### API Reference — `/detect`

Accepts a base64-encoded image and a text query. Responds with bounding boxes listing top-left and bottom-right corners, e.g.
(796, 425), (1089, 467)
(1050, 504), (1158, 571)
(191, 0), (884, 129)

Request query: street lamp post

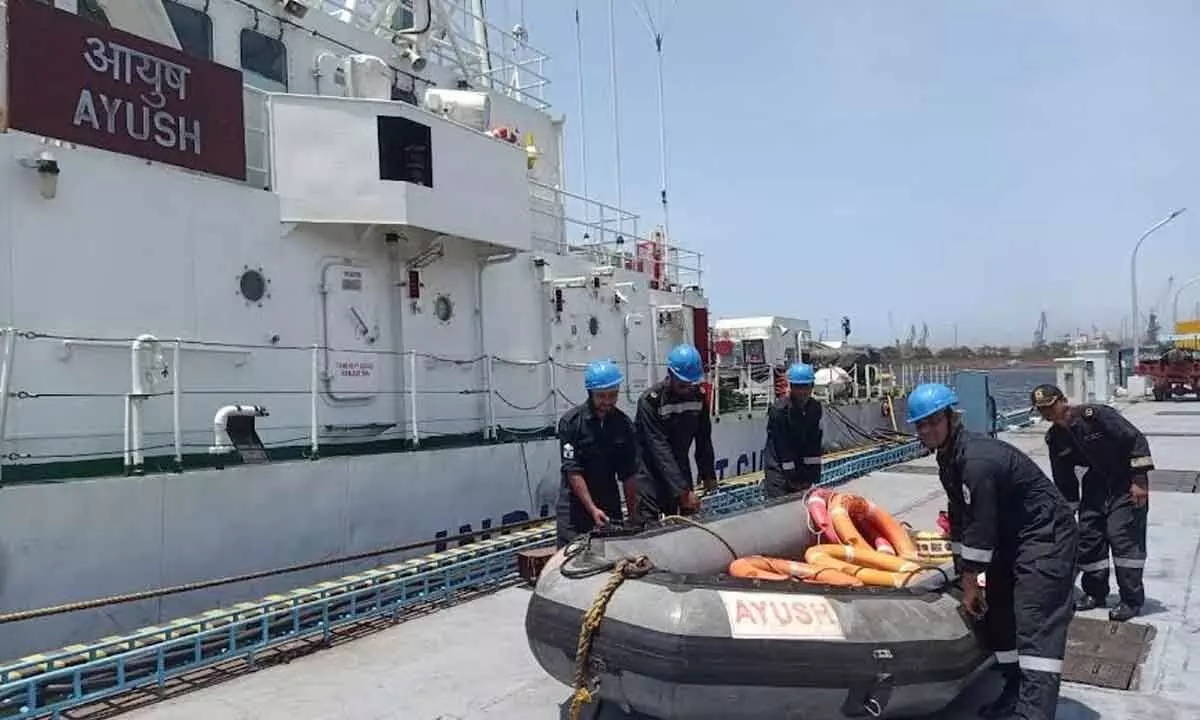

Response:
(1131, 208), (1187, 372)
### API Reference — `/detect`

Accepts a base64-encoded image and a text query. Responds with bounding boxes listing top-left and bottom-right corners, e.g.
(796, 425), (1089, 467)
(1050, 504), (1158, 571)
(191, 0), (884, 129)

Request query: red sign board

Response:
(5, 0), (247, 181)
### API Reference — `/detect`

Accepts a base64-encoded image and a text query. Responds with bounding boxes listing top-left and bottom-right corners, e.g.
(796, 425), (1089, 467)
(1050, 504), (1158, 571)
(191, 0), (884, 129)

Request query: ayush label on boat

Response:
(718, 591), (845, 641)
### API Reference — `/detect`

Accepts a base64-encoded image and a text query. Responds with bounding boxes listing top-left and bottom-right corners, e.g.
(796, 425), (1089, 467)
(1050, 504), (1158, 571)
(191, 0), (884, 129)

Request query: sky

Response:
(489, 1), (1200, 347)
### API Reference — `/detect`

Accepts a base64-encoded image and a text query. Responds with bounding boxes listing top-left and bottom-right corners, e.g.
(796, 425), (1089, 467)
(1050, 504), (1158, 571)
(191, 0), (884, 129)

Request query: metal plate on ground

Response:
(1062, 617), (1156, 690)
(1148, 469), (1199, 494)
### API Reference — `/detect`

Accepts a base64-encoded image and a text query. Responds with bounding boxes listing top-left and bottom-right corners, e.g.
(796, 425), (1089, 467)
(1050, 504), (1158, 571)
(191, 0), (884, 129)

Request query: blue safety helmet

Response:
(787, 362), (815, 386)
(906, 383), (959, 424)
(584, 359), (624, 391)
(666, 344), (704, 384)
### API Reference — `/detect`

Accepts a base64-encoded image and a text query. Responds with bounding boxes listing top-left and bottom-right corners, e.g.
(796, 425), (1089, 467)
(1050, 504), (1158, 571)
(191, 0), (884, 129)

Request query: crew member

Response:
(762, 362), (824, 498)
(555, 359), (640, 547)
(909, 383), (1078, 720)
(1034, 383), (1152, 622)
(633, 343), (718, 523)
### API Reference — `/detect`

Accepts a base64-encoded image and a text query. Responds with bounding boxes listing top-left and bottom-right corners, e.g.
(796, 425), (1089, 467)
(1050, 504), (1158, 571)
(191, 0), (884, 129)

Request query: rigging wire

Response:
(629, 0), (679, 236)
(574, 0), (591, 221)
(607, 0), (624, 218)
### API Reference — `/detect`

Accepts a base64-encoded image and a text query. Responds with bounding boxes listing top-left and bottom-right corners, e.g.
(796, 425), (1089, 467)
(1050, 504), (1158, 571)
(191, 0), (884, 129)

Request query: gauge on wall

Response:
(237, 266), (270, 306)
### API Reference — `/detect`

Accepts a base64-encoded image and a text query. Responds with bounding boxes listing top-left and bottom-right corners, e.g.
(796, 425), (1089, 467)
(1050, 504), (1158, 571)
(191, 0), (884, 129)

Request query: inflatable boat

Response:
(524, 493), (991, 719)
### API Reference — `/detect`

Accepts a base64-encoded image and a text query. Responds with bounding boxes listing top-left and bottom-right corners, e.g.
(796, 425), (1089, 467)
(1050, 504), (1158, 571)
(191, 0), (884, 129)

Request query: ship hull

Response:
(0, 399), (906, 660)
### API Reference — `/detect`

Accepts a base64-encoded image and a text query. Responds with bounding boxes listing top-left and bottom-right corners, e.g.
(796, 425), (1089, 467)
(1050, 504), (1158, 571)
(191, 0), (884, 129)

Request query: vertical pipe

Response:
(172, 340), (182, 467)
(548, 357), (558, 424)
(310, 344), (320, 458)
(0, 329), (15, 484)
(408, 350), (420, 446)
(484, 354), (496, 439)
(123, 394), (131, 472)
(131, 397), (143, 469)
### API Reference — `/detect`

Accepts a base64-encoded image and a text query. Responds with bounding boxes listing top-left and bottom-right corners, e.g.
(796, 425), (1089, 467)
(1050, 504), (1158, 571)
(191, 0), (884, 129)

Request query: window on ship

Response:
(76, 0), (110, 25)
(69, 0), (211, 63)
(240, 29), (289, 92)
(164, 0), (213, 60)
(388, 0), (416, 31)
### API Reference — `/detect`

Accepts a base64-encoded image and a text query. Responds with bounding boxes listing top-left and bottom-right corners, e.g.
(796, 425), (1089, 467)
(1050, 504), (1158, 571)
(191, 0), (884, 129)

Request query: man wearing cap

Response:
(633, 343), (718, 524)
(1033, 383), (1153, 622)
(909, 383), (1078, 719)
(555, 360), (640, 547)
(762, 362), (824, 498)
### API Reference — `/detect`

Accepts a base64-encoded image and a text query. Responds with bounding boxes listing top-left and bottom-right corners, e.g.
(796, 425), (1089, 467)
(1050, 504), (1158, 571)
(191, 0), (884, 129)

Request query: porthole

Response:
(434, 294), (454, 323)
(588, 316), (600, 336)
(237, 267), (269, 305)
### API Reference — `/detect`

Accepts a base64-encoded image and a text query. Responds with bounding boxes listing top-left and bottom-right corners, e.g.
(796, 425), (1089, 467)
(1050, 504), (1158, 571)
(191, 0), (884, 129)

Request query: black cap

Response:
(1030, 384), (1065, 409)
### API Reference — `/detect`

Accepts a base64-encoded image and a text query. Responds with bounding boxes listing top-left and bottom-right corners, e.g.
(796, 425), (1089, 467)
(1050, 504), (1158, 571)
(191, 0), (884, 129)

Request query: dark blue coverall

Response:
(555, 399), (639, 547)
(762, 394), (823, 498)
(1046, 403), (1153, 616)
(939, 425), (1078, 720)
(632, 379), (716, 523)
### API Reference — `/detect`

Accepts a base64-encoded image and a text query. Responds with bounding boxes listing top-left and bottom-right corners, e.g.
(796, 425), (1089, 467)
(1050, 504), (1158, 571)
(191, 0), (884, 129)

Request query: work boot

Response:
(1109, 602), (1140, 622)
(1075, 594), (1106, 611)
(977, 667), (1019, 719)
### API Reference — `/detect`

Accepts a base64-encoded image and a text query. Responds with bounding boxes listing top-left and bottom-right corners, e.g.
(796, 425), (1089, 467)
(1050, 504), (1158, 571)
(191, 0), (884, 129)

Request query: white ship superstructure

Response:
(0, 0), (779, 657)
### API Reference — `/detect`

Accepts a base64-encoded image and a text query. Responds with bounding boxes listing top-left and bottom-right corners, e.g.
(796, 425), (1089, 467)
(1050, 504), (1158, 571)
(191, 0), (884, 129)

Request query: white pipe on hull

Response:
(172, 339), (182, 467)
(622, 312), (644, 403)
(310, 345), (320, 458)
(209, 404), (269, 455)
(0, 328), (16, 483)
(386, 234), (407, 443)
(477, 252), (518, 439)
(129, 334), (160, 470)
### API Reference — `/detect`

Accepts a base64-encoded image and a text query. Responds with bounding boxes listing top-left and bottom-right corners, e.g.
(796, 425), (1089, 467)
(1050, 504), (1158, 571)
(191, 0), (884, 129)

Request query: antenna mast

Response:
(574, 1), (590, 218)
(607, 0), (624, 216)
(631, 0), (677, 236)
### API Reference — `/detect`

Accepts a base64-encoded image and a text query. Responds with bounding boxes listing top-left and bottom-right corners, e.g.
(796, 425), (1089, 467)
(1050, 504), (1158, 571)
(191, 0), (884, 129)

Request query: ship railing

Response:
(319, 0), (551, 111)
(0, 328), (1023, 476)
(0, 330), (751, 477)
(709, 362), (955, 416)
(529, 181), (704, 291)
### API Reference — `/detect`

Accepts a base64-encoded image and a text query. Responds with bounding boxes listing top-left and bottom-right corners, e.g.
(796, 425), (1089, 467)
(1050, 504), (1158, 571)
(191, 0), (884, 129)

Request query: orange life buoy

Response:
(864, 525), (897, 555)
(828, 492), (921, 561)
(805, 488), (841, 544)
(808, 543), (922, 573)
(804, 545), (921, 588)
(729, 555), (863, 587)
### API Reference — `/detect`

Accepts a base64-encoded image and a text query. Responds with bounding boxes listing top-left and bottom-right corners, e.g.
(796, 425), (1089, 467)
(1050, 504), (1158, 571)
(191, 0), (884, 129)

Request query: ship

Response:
(0, 0), (956, 662)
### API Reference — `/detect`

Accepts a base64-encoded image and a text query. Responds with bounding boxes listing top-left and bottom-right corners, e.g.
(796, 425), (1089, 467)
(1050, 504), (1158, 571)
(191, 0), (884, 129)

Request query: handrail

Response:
(528, 180), (704, 289)
(319, 0), (552, 110)
(0, 328), (1022, 476)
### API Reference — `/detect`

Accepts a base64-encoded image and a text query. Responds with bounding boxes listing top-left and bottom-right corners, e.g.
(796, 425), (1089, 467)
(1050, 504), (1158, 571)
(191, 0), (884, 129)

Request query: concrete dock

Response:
(113, 400), (1200, 719)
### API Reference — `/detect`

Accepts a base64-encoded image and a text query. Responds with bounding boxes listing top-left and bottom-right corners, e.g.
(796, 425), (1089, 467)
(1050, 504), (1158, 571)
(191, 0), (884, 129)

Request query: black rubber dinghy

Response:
(525, 494), (991, 719)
